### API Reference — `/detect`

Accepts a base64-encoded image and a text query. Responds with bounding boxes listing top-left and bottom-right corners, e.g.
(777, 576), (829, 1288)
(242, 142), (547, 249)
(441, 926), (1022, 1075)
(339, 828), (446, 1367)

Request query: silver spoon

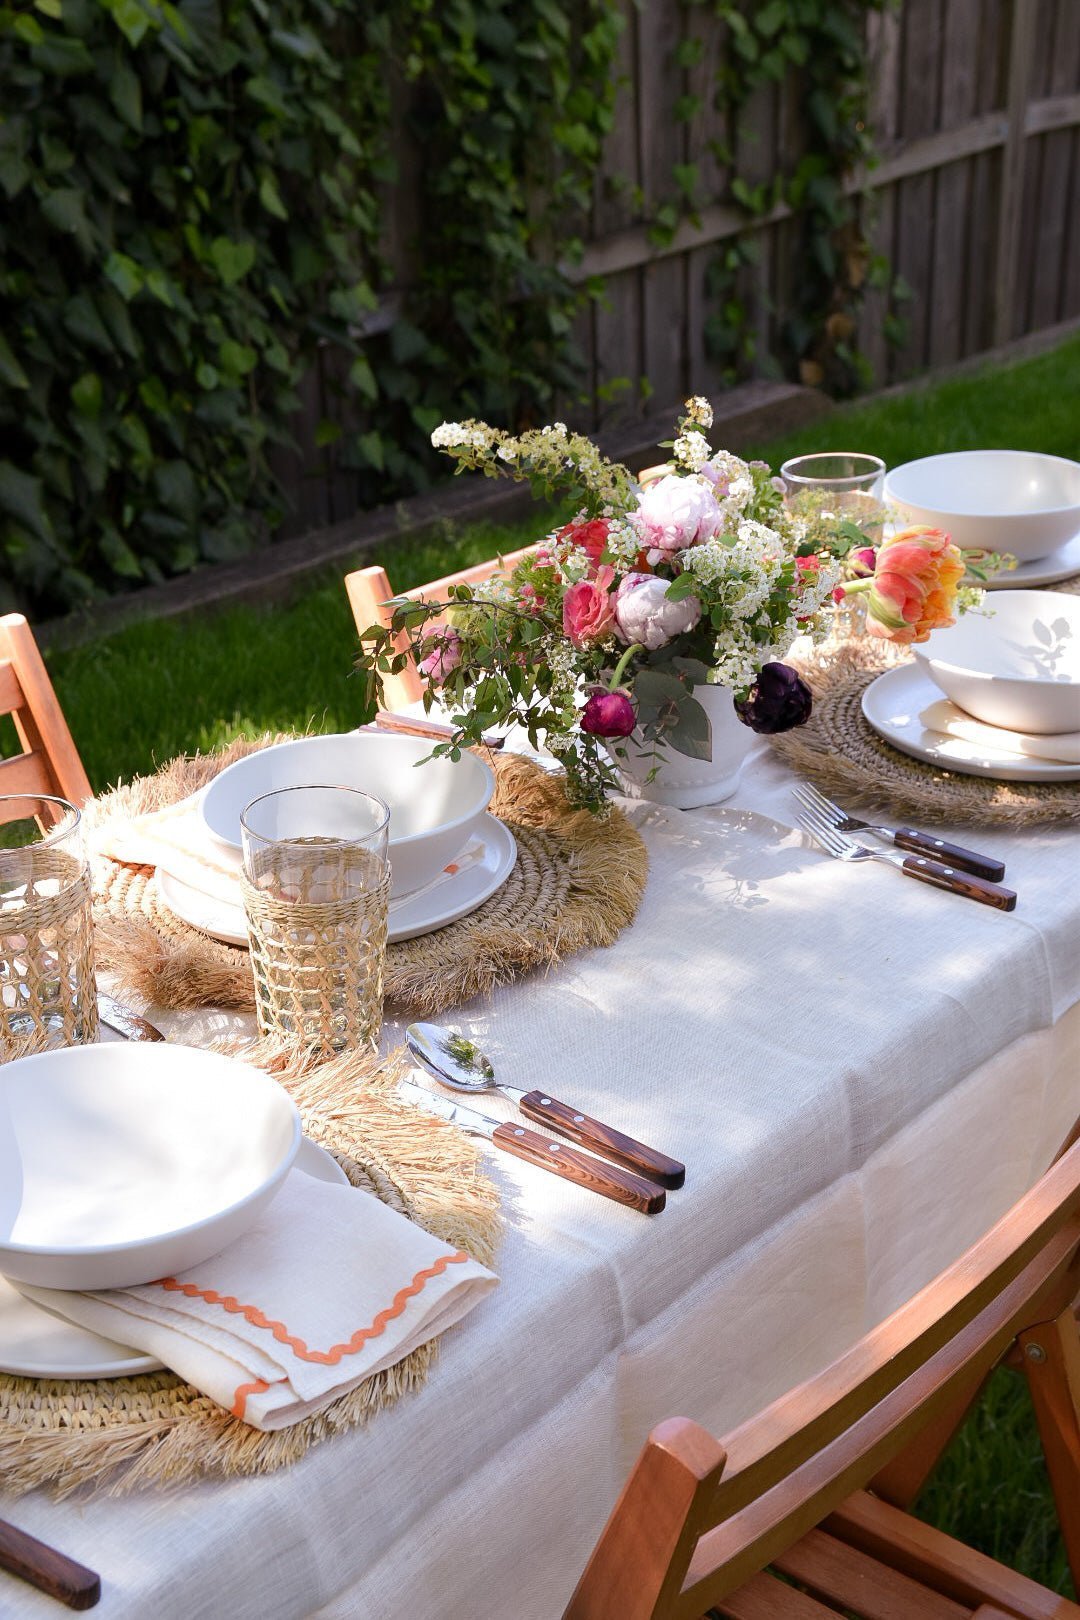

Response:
(406, 1022), (685, 1189)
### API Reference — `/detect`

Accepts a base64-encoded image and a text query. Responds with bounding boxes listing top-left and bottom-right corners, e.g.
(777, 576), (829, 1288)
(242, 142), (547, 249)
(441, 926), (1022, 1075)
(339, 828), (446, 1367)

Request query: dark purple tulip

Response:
(735, 662), (813, 735)
(581, 689), (636, 738)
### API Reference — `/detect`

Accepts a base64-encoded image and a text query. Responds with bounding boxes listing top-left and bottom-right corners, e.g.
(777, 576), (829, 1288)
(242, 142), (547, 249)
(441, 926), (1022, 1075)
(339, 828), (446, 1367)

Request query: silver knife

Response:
(398, 1079), (665, 1213)
(97, 992), (166, 1042)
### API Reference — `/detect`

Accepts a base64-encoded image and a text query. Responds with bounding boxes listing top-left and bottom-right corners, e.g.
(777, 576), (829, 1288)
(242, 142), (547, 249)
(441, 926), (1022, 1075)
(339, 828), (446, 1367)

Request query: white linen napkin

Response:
(919, 698), (1080, 764)
(20, 1174), (498, 1430)
(94, 789), (245, 902)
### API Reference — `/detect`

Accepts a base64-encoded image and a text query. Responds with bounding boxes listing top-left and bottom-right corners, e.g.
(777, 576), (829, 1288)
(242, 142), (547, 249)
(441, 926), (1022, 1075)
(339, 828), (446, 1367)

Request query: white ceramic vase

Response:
(614, 681), (755, 809)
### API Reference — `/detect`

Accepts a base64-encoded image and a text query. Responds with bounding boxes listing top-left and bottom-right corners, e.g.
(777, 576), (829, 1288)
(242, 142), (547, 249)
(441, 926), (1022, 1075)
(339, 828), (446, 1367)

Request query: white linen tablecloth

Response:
(4, 738), (1079, 1620)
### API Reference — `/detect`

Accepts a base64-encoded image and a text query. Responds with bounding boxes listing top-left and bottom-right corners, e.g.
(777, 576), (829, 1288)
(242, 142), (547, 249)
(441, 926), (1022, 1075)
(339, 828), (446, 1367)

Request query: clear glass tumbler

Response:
(239, 785), (391, 1056)
(0, 795), (98, 1060)
(779, 452), (886, 500)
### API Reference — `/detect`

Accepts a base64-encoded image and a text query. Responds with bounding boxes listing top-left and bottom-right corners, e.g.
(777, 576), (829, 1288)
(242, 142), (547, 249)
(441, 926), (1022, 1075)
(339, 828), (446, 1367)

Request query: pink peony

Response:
(613, 572), (702, 650)
(562, 565), (616, 648)
(580, 690), (636, 738)
(629, 474), (722, 564)
(419, 627), (463, 685)
(866, 525), (965, 646)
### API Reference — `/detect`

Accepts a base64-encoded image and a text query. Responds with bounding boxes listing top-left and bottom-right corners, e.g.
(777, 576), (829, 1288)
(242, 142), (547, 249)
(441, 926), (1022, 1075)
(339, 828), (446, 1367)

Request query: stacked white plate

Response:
(884, 450), (1080, 584)
(159, 731), (517, 947)
(0, 1043), (316, 1379)
(862, 591), (1080, 780)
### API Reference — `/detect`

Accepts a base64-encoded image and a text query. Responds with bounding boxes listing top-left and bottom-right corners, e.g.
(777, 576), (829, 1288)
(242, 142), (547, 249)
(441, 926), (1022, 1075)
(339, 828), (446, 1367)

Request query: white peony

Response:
(614, 573), (702, 650)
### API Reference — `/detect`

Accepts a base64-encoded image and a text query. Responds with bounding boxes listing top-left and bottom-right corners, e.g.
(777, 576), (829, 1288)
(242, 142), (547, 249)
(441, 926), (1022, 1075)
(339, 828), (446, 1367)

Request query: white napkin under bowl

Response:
(21, 1173), (497, 1430)
(919, 698), (1080, 764)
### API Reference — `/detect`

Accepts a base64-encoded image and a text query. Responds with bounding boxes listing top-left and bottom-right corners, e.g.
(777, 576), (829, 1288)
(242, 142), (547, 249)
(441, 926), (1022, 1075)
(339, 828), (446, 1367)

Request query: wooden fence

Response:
(276, 0), (1080, 534)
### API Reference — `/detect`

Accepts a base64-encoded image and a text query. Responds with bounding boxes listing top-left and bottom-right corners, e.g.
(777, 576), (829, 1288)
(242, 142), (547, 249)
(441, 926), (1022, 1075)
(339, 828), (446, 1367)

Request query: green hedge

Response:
(0, 0), (618, 616)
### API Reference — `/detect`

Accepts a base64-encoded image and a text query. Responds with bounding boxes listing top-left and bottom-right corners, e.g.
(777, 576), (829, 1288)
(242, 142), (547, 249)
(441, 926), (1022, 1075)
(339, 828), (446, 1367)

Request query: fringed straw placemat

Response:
(0, 1040), (500, 1499)
(88, 742), (648, 1018)
(770, 639), (1080, 827)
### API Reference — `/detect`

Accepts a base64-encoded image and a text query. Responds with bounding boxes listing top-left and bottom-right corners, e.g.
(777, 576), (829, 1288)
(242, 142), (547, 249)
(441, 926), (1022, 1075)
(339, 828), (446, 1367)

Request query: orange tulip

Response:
(865, 525), (965, 645)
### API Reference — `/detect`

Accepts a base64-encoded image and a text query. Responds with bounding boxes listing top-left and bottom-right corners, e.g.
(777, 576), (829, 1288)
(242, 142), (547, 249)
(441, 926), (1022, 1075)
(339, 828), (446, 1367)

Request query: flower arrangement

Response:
(354, 398), (996, 811)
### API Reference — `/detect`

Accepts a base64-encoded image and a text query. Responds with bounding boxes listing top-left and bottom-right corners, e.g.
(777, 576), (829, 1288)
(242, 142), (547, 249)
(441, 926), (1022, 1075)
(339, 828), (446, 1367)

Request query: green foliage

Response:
(0, 0), (389, 613)
(0, 0), (622, 617)
(675, 0), (894, 394)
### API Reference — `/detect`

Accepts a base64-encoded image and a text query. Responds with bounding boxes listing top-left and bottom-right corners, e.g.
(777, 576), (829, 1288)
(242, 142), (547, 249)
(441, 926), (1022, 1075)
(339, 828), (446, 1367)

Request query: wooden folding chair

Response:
(344, 546), (537, 712)
(0, 614), (92, 811)
(566, 1130), (1080, 1619)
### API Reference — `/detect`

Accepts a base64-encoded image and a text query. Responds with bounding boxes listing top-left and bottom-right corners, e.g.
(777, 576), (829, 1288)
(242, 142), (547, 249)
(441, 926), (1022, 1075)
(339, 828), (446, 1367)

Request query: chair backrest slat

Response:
(344, 546), (538, 713)
(0, 659), (23, 716)
(566, 1133), (1080, 1620)
(0, 749), (54, 799)
(0, 616), (91, 813)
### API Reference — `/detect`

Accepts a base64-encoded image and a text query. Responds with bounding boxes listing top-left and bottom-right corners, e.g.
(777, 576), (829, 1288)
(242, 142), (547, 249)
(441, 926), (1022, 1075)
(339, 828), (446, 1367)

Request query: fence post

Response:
(992, 0), (1037, 345)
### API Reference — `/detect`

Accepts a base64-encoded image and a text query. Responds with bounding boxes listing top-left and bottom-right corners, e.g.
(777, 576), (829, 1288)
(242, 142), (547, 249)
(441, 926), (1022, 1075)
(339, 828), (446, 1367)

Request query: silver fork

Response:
(796, 805), (1017, 911)
(792, 781), (1006, 882)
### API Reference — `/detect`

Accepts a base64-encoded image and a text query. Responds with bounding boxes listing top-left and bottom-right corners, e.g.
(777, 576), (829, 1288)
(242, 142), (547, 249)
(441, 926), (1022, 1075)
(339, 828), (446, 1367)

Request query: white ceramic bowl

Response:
(201, 732), (495, 899)
(913, 590), (1080, 735)
(0, 1043), (301, 1289)
(884, 450), (1080, 563)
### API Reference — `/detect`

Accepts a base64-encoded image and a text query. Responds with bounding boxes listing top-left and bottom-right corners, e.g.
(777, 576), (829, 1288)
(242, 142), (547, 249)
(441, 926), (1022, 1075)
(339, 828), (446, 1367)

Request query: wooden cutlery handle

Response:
(901, 856), (1017, 911)
(0, 1518), (100, 1609)
(518, 1092), (685, 1189)
(374, 710), (505, 749)
(492, 1122), (665, 1213)
(893, 828), (1005, 882)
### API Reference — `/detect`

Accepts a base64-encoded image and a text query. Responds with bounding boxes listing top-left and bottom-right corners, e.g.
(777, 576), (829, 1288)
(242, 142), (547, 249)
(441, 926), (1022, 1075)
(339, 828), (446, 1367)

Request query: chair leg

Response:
(1019, 1308), (1080, 1594)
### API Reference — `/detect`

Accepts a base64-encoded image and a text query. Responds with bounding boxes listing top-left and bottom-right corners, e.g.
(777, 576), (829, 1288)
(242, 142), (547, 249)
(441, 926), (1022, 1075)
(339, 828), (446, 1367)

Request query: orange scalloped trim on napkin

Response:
(154, 1249), (472, 1366)
(231, 1378), (275, 1420)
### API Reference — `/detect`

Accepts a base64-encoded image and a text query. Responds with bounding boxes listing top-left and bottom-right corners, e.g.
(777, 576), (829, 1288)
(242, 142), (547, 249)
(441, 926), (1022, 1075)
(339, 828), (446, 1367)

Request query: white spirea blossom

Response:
(431, 421), (497, 452)
(683, 396), (714, 429)
(672, 430), (710, 472)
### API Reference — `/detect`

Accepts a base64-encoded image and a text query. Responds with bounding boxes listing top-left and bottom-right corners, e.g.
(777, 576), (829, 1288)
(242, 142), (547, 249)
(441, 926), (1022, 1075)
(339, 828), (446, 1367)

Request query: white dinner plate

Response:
(976, 529), (1080, 588)
(0, 1139), (348, 1380)
(861, 662), (1080, 782)
(157, 813), (518, 948)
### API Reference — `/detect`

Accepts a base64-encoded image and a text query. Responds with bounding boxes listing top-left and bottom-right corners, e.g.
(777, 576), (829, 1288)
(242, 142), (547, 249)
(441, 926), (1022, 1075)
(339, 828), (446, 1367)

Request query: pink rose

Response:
(613, 573), (702, 650)
(562, 564), (616, 648)
(419, 627), (462, 685)
(580, 690), (636, 738)
(629, 474), (722, 564)
(555, 517), (611, 571)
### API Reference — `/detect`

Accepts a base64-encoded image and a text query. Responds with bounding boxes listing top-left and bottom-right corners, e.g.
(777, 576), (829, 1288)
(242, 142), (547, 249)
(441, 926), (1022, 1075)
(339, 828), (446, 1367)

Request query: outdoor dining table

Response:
(3, 733), (1078, 1620)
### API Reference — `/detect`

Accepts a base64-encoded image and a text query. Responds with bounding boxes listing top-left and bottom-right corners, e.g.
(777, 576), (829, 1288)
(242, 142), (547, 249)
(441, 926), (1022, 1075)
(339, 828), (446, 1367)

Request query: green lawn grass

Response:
(34, 337), (1079, 1595)
(50, 332), (1080, 793)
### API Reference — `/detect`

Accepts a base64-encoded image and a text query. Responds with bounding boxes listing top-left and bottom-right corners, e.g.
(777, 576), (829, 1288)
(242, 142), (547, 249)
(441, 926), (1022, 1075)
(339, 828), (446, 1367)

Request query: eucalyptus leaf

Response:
(662, 694), (713, 761)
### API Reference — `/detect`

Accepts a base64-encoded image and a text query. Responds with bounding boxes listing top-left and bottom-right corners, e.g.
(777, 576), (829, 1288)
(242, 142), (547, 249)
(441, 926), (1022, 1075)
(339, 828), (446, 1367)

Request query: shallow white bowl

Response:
(201, 732), (495, 899)
(884, 450), (1080, 562)
(912, 590), (1080, 735)
(0, 1043), (301, 1290)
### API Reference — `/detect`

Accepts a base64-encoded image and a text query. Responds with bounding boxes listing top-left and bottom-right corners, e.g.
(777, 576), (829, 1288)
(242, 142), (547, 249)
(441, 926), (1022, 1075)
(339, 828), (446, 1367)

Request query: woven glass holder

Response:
(240, 804), (391, 1058)
(1, 797), (98, 1061)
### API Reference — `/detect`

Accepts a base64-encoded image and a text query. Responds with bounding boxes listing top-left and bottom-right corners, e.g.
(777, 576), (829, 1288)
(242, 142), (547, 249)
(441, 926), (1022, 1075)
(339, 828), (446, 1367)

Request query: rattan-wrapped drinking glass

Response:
(0, 795), (98, 1060)
(239, 785), (391, 1056)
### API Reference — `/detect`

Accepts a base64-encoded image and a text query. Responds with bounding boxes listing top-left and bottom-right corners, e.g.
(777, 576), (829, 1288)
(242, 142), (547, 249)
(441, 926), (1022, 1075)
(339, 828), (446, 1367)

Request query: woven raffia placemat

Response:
(88, 741), (648, 1018)
(770, 638), (1080, 827)
(0, 1040), (500, 1499)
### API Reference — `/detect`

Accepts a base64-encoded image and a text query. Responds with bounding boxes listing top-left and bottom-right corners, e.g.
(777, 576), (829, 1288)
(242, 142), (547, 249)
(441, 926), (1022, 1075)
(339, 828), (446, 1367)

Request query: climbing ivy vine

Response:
(0, 0), (894, 619)
(672, 0), (898, 394)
